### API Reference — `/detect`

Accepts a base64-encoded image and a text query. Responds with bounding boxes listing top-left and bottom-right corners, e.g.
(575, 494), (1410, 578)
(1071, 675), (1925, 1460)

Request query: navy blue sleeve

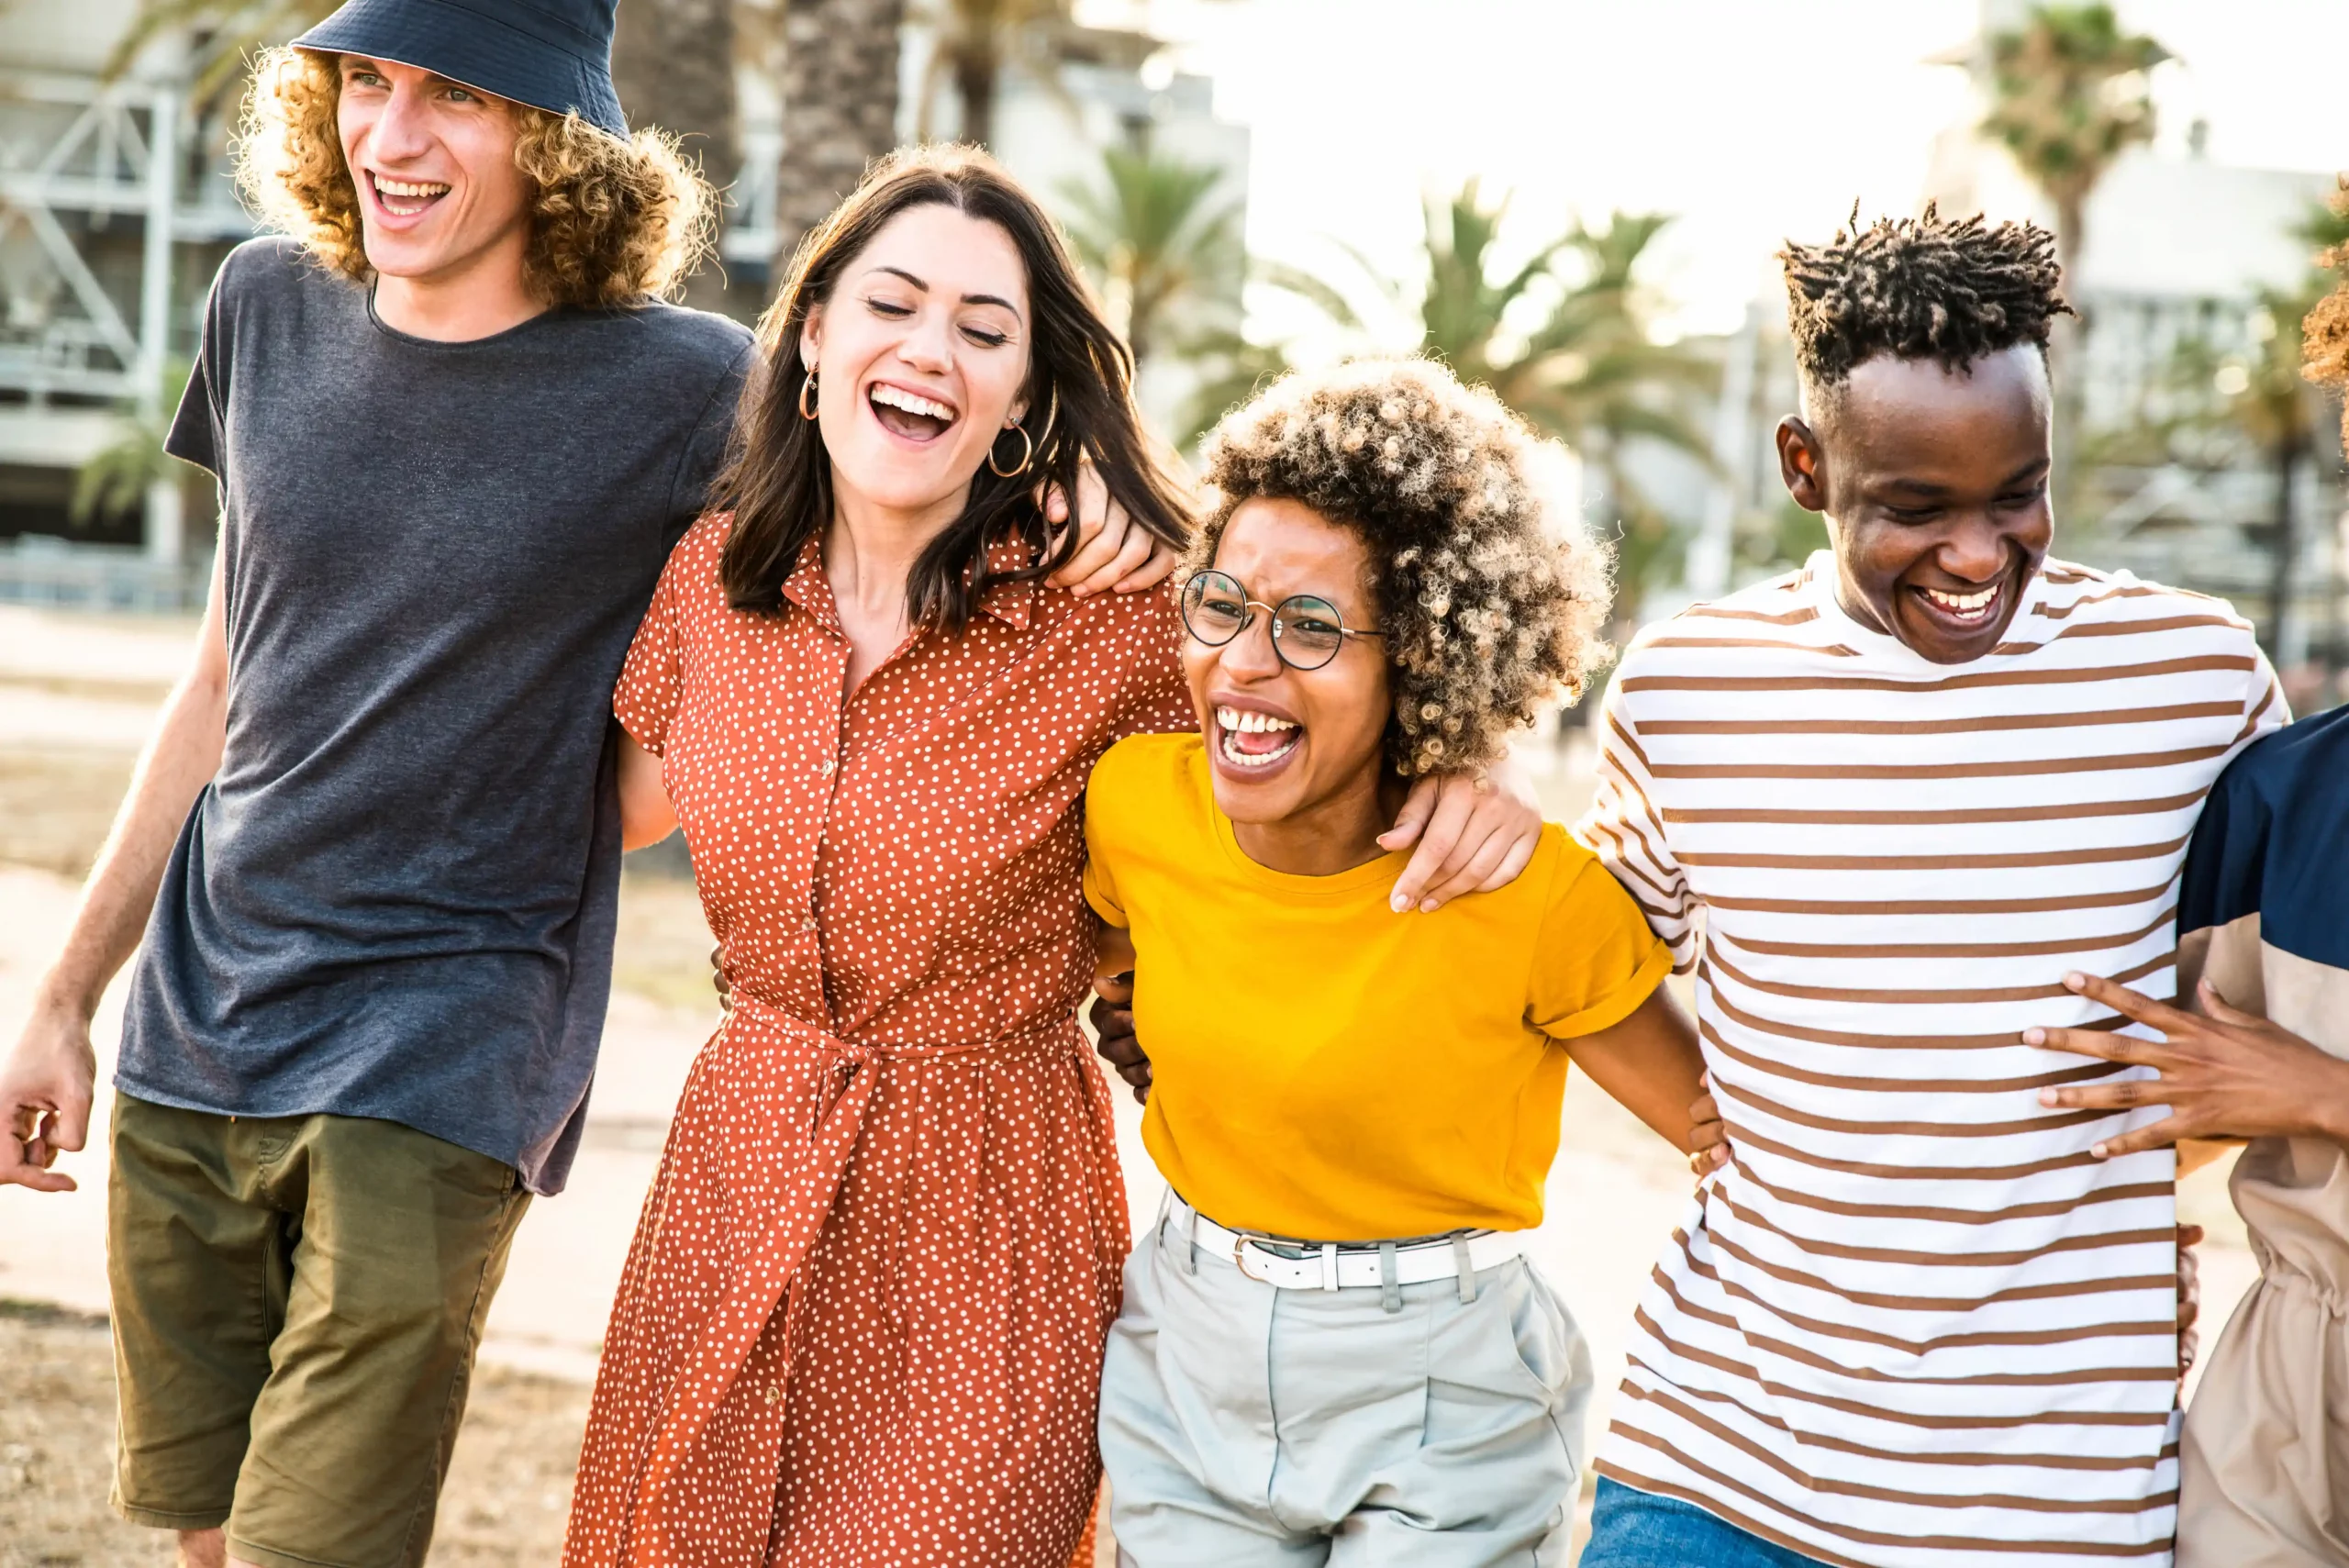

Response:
(2177, 746), (2273, 940)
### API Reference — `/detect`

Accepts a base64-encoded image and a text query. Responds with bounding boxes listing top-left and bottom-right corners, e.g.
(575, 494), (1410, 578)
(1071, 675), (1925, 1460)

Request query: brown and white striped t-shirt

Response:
(1575, 553), (2283, 1568)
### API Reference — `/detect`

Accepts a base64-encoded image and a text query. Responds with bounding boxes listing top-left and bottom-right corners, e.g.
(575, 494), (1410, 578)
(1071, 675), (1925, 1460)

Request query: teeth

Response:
(374, 176), (450, 197)
(870, 384), (956, 421)
(1923, 584), (1998, 615)
(1216, 705), (1297, 735)
(1219, 729), (1298, 768)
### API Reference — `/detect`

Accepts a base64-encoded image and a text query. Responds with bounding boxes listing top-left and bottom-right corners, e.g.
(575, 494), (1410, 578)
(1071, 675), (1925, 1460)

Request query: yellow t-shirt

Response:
(1082, 731), (1670, 1241)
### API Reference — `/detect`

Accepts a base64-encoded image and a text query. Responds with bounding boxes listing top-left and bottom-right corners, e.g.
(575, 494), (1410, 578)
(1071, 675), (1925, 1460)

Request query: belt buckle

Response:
(1231, 1236), (1275, 1284)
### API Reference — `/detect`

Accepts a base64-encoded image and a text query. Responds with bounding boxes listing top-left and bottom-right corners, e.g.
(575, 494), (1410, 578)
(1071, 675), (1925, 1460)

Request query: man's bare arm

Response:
(0, 550), (229, 1191)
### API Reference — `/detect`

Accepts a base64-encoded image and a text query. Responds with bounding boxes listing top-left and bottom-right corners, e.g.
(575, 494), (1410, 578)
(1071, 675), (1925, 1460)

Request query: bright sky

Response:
(1099, 0), (2349, 339)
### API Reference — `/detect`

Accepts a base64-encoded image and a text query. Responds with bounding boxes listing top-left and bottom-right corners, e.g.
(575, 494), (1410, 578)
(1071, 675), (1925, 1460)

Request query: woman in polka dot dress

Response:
(561, 147), (1545, 1568)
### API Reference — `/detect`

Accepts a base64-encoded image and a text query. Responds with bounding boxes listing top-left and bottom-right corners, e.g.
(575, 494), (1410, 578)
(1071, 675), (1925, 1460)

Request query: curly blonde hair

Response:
(2304, 177), (2349, 446)
(1193, 358), (1612, 776)
(233, 47), (714, 308)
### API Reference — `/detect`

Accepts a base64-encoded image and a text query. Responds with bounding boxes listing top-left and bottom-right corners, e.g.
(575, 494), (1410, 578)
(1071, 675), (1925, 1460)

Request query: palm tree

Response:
(1274, 183), (1715, 613)
(612, 0), (740, 283)
(911, 0), (1073, 150)
(774, 0), (908, 261)
(1058, 145), (1241, 372)
(74, 361), (193, 528)
(1976, 3), (2170, 511)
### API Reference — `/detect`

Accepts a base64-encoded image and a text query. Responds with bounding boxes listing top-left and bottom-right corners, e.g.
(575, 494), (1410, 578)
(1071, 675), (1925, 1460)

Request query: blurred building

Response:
(0, 0), (248, 606)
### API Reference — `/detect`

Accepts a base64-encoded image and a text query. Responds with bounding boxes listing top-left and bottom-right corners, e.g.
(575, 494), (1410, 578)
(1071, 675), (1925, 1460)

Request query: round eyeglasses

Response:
(1180, 569), (1384, 672)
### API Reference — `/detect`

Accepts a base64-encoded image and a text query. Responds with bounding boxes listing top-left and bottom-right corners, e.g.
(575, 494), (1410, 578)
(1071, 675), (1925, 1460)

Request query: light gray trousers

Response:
(1100, 1197), (1593, 1567)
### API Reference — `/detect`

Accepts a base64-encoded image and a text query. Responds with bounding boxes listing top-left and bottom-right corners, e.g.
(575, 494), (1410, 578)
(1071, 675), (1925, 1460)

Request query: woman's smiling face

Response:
(799, 203), (1033, 519)
(1184, 497), (1393, 830)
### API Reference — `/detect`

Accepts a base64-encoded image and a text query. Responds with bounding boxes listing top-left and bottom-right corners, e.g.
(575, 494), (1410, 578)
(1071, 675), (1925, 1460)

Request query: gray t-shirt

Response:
(120, 237), (752, 1193)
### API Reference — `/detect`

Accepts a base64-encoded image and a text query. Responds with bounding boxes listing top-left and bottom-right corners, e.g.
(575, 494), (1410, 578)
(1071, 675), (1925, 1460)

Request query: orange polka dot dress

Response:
(563, 517), (1189, 1567)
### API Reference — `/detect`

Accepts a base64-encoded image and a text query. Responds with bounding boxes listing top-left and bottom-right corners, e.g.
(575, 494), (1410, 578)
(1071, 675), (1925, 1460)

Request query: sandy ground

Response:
(0, 603), (2262, 1565)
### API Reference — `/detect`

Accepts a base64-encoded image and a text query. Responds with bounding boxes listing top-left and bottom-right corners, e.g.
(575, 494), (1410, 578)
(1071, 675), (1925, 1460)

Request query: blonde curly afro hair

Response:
(1192, 357), (1613, 777)
(2305, 177), (2349, 446)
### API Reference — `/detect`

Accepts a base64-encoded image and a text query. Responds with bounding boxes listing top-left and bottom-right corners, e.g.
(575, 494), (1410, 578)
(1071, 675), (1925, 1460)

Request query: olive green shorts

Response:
(106, 1092), (530, 1568)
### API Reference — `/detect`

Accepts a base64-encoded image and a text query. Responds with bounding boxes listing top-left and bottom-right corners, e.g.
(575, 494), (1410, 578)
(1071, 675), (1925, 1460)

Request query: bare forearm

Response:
(39, 555), (228, 1022)
(617, 732), (678, 851)
(2312, 1057), (2349, 1148)
(40, 669), (226, 1019)
(1563, 987), (1708, 1152)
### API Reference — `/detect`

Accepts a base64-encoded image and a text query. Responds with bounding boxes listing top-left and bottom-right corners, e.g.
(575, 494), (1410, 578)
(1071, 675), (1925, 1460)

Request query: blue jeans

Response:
(1578, 1479), (1829, 1567)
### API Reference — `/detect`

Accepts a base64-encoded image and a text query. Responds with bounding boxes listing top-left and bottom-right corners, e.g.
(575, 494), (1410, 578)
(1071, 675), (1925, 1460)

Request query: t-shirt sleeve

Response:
(1080, 742), (1137, 928)
(1528, 851), (1673, 1040)
(1573, 666), (1698, 972)
(613, 531), (701, 755)
(2176, 740), (2271, 1004)
(164, 265), (230, 477)
(662, 339), (753, 548)
(2239, 639), (2289, 748)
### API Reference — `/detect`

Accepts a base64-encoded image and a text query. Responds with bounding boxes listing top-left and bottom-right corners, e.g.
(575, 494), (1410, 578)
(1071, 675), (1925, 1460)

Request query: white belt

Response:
(1163, 1195), (1526, 1296)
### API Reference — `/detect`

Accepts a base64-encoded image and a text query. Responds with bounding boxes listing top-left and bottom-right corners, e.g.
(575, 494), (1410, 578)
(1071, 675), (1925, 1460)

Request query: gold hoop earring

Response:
(798, 372), (819, 421)
(987, 419), (1034, 479)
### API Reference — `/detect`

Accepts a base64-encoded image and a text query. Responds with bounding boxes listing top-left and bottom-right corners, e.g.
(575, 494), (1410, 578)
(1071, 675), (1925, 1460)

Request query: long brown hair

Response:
(717, 145), (1191, 627)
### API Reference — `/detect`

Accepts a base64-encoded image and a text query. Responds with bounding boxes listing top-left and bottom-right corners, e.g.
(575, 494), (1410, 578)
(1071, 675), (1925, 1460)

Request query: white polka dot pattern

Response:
(562, 517), (1192, 1566)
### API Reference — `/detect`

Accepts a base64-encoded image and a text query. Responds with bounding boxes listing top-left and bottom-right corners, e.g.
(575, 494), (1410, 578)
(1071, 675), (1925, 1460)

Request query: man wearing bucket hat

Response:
(0, 3), (1169, 1564)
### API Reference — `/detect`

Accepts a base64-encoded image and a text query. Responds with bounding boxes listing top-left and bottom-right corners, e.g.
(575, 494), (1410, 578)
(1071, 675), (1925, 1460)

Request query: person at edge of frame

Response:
(2029, 206), (2349, 1568)
(0, 3), (1161, 1564)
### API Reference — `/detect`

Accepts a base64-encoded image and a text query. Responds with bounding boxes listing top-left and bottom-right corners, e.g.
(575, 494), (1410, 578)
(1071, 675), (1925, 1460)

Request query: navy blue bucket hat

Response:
(293, 0), (629, 139)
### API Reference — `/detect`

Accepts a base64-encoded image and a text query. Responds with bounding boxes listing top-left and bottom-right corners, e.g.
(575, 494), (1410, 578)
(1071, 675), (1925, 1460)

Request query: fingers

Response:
(2176, 1222), (2205, 1249)
(1045, 465), (1120, 594)
(1415, 819), (1513, 911)
(1095, 969), (1135, 1006)
(1112, 538), (1182, 595)
(2088, 1114), (2190, 1161)
(0, 1119), (79, 1193)
(2021, 1025), (2165, 1066)
(2038, 1075), (2154, 1111)
(1385, 774), (1477, 913)
(1472, 824), (1541, 895)
(2063, 972), (2192, 1037)
(1378, 779), (1435, 854)
(1094, 1028), (1148, 1070)
(2195, 978), (2260, 1029)
(1059, 515), (1154, 600)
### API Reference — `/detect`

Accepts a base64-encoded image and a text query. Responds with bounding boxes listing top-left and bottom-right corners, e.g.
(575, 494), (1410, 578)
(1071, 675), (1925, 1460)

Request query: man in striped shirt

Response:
(1575, 209), (2283, 1568)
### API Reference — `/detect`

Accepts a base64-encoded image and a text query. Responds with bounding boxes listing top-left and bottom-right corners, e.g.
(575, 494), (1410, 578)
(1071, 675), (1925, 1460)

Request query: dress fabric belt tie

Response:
(615, 997), (1074, 1562)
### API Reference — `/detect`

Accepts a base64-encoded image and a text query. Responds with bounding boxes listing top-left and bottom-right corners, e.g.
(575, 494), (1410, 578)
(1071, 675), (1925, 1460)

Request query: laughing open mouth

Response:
(369, 172), (451, 217)
(868, 383), (959, 442)
(1216, 704), (1301, 770)
(1911, 581), (2002, 627)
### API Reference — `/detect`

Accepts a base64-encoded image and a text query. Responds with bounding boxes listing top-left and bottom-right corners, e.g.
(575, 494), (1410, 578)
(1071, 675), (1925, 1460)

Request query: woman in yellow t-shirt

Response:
(1085, 358), (1711, 1566)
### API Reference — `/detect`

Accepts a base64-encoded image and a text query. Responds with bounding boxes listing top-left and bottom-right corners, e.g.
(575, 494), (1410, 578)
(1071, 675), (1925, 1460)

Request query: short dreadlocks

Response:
(1779, 204), (2072, 398)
